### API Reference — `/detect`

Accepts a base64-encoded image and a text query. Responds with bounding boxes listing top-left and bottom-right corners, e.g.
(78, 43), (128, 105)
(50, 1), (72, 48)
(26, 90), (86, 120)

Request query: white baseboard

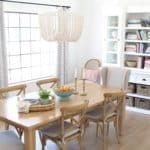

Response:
(126, 106), (150, 115)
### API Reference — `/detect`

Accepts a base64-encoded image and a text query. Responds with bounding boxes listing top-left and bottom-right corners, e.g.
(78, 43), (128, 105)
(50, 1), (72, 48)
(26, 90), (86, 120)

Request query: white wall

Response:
(4, 0), (150, 87)
(69, 0), (150, 83)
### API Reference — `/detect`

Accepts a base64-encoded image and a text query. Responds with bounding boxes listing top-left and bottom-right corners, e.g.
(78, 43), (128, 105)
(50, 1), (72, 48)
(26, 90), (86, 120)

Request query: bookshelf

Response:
(102, 7), (150, 110)
(124, 12), (150, 70)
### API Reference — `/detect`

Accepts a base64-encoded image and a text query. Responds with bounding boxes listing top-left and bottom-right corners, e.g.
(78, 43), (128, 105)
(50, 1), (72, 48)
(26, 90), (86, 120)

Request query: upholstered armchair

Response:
(101, 67), (130, 90)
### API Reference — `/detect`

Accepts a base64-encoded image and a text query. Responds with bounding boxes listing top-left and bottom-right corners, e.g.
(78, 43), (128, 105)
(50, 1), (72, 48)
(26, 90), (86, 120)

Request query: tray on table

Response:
(24, 98), (55, 112)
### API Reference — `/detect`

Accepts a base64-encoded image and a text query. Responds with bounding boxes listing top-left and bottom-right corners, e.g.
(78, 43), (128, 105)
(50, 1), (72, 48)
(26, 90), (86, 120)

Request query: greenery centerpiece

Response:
(39, 89), (53, 104)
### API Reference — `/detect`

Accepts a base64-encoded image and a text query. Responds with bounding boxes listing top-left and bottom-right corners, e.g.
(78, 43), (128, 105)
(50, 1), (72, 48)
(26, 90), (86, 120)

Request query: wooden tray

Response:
(29, 100), (55, 112)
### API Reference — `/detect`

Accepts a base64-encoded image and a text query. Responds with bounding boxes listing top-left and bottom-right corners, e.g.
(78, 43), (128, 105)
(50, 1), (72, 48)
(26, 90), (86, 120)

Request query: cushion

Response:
(0, 130), (23, 150)
(85, 103), (116, 121)
(84, 69), (100, 82)
(39, 121), (80, 139)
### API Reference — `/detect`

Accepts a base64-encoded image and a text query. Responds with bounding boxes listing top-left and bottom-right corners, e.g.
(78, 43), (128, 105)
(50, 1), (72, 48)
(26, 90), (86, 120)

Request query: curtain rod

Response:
(0, 0), (71, 9)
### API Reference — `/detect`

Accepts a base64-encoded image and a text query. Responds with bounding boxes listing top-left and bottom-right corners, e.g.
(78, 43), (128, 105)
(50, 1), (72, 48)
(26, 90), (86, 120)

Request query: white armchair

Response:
(101, 67), (130, 90)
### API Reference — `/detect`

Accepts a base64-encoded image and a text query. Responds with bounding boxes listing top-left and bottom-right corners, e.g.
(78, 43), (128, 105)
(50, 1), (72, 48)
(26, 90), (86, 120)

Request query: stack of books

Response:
(126, 32), (138, 40)
(127, 19), (141, 27)
(125, 43), (137, 52)
(125, 43), (144, 53)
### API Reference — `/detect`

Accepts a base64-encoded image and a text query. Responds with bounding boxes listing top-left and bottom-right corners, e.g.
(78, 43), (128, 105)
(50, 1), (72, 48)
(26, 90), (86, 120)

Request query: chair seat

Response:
(0, 130), (23, 150)
(39, 121), (80, 140)
(85, 103), (116, 121)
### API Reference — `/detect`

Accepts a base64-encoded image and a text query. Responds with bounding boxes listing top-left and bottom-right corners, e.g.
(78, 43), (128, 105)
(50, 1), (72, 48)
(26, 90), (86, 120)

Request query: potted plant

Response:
(39, 89), (52, 104)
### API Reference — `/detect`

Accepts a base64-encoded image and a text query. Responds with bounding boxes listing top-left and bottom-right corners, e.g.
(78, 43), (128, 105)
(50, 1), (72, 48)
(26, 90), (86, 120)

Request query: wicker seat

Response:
(36, 77), (59, 90)
(0, 130), (23, 150)
(84, 92), (125, 150)
(39, 100), (89, 150)
(0, 84), (26, 138)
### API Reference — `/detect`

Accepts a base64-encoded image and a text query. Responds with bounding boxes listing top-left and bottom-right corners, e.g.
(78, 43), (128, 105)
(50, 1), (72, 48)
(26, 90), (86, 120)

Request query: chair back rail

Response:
(36, 77), (59, 89)
(103, 91), (126, 118)
(0, 84), (26, 99)
(60, 100), (89, 136)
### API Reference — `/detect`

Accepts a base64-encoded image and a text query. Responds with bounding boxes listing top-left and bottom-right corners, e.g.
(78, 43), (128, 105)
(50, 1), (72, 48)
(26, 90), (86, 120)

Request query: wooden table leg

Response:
(118, 98), (126, 136)
(24, 128), (36, 150)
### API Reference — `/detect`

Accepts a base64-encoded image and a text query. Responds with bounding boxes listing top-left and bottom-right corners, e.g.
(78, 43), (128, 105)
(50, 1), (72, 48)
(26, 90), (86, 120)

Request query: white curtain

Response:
(57, 42), (69, 85)
(0, 2), (8, 88)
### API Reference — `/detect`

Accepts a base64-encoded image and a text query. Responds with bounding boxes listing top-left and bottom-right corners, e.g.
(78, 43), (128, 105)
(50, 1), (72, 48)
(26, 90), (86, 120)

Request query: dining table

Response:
(0, 81), (126, 150)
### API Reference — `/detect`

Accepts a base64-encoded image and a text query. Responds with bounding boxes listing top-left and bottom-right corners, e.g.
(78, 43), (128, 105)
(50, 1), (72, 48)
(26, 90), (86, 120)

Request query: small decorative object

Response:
(74, 68), (78, 94)
(39, 89), (53, 104)
(54, 85), (74, 100)
(17, 96), (30, 113)
(80, 69), (87, 96)
(125, 60), (137, 67)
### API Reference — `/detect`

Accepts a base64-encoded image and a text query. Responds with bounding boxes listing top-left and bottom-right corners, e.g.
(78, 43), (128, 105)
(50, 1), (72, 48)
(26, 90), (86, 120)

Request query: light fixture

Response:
(39, 8), (84, 42)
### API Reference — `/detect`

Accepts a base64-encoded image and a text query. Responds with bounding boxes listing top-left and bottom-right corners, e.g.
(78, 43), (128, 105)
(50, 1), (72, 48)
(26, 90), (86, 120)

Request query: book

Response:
(137, 57), (142, 68)
(139, 30), (147, 40)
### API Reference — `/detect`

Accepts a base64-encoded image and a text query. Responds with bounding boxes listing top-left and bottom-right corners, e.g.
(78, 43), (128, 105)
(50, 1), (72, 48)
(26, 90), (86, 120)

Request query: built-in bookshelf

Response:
(124, 13), (150, 70)
(102, 7), (150, 110)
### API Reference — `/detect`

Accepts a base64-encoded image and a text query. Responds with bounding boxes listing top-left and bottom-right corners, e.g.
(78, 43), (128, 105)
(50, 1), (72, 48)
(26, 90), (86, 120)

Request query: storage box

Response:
(137, 85), (150, 96)
(135, 98), (150, 110)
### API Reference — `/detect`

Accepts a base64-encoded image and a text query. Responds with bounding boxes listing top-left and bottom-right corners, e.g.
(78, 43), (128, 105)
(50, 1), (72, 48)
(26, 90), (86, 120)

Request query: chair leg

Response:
(61, 142), (66, 150)
(102, 122), (107, 150)
(106, 123), (109, 136)
(115, 117), (120, 144)
(39, 133), (46, 150)
(96, 123), (99, 137)
(83, 119), (89, 136)
(78, 135), (84, 150)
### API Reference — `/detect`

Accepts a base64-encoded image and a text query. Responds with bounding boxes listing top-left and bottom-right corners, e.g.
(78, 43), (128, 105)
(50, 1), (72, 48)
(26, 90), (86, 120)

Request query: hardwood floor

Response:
(38, 110), (150, 150)
(1, 110), (149, 150)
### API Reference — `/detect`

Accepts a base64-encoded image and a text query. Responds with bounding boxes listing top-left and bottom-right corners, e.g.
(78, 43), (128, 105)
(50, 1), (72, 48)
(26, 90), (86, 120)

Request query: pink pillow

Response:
(84, 69), (99, 82)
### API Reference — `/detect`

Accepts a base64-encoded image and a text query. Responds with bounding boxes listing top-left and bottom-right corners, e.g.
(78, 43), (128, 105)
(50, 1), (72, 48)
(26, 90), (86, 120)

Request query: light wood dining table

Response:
(0, 82), (126, 150)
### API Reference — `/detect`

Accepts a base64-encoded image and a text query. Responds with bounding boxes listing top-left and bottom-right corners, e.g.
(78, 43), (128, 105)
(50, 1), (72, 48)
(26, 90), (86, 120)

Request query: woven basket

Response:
(29, 100), (55, 112)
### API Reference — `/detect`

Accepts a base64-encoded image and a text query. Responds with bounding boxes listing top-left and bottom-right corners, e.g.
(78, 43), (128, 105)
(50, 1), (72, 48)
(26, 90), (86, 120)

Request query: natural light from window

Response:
(4, 12), (58, 84)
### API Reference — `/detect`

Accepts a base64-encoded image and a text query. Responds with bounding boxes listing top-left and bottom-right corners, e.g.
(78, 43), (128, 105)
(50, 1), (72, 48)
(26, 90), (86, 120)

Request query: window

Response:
(4, 12), (58, 84)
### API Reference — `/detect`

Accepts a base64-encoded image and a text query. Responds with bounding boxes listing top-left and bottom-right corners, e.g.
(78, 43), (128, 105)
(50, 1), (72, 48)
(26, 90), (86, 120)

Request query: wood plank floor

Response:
(37, 110), (150, 150)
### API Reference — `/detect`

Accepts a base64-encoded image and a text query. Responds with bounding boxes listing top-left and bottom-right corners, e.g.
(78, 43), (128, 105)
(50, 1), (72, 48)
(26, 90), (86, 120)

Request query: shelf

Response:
(125, 27), (150, 30)
(107, 26), (118, 29)
(124, 67), (150, 73)
(125, 40), (150, 43)
(127, 93), (150, 100)
(124, 52), (150, 57)
(107, 51), (118, 54)
(105, 39), (118, 42)
(129, 81), (150, 86)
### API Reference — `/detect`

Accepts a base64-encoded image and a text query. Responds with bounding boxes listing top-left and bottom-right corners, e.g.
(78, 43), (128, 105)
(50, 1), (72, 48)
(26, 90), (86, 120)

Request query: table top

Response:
(0, 82), (122, 130)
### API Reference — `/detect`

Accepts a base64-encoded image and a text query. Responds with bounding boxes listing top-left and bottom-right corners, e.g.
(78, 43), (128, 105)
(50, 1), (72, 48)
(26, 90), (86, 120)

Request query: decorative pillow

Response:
(84, 69), (100, 82)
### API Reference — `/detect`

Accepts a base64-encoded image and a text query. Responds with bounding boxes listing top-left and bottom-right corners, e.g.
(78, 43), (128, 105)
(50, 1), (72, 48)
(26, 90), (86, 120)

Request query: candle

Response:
(74, 68), (77, 78)
(82, 68), (86, 79)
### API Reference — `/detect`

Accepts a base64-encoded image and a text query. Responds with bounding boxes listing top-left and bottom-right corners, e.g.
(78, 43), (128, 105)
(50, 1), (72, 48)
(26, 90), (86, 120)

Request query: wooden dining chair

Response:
(84, 92), (125, 150)
(0, 84), (26, 138)
(39, 100), (89, 150)
(82, 59), (101, 83)
(36, 77), (59, 90)
(0, 130), (24, 150)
